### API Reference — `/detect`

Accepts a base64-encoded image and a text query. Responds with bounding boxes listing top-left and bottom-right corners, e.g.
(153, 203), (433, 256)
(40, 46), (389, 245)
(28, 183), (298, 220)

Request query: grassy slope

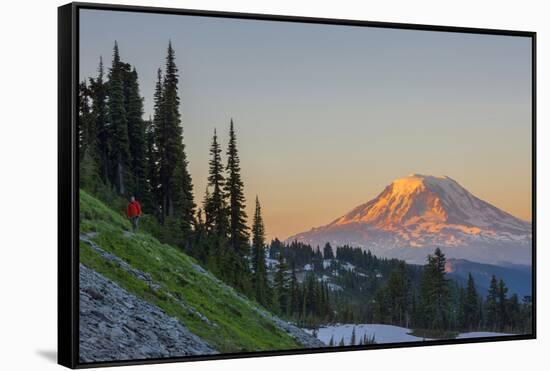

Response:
(79, 190), (301, 353)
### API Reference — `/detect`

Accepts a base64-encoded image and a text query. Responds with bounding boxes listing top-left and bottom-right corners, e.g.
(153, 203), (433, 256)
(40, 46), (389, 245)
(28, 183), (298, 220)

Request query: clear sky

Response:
(80, 9), (532, 240)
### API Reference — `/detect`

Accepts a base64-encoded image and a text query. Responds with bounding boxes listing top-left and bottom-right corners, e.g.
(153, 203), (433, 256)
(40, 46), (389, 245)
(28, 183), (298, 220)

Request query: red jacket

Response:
(127, 201), (142, 218)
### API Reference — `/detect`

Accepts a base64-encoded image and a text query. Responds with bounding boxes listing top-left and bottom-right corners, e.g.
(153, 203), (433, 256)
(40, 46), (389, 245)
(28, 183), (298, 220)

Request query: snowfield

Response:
(305, 324), (430, 345)
(305, 324), (513, 345)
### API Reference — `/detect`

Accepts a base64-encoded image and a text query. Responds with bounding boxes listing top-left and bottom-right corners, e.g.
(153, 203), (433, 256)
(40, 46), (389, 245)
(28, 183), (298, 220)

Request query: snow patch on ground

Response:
(342, 262), (355, 271)
(306, 324), (430, 345)
(306, 324), (514, 345)
(265, 257), (278, 269)
(326, 283), (343, 291)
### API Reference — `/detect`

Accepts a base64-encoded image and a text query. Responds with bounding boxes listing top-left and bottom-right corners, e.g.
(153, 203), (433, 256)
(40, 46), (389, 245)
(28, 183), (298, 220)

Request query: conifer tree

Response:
(520, 295), (533, 333)
(78, 81), (92, 156)
(79, 146), (102, 192)
(224, 119), (249, 256)
(144, 116), (159, 213)
(78, 80), (102, 193)
(350, 326), (357, 345)
(323, 242), (334, 260)
(386, 261), (409, 326)
(202, 187), (211, 222)
(328, 335), (334, 346)
(497, 279), (509, 331)
(148, 68), (164, 214)
(289, 262), (299, 315)
(485, 275), (499, 331)
(463, 273), (480, 330)
(419, 248), (450, 329)
(125, 67), (147, 202)
(251, 196), (269, 306)
(338, 337), (345, 346)
(204, 129), (228, 236)
(107, 41), (130, 195)
(457, 286), (466, 329)
(274, 252), (289, 314)
(190, 208), (208, 256)
(88, 56), (109, 182)
(157, 41), (195, 233)
(507, 293), (521, 331)
(171, 150), (196, 237)
(323, 282), (331, 320)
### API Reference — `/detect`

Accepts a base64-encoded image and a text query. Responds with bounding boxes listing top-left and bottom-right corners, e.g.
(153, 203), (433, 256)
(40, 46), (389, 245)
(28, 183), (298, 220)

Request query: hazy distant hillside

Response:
(446, 258), (532, 297)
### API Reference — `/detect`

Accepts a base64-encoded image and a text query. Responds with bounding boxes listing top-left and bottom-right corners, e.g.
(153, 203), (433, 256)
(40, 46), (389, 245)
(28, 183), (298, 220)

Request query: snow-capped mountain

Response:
(287, 174), (532, 265)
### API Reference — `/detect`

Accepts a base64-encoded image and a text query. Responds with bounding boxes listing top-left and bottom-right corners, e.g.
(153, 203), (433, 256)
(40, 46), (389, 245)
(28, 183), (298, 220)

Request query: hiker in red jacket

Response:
(127, 196), (142, 232)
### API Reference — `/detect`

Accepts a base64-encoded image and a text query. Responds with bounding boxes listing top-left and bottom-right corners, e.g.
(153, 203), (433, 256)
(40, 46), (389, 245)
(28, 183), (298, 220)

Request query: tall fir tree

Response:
(78, 81), (93, 156)
(107, 41), (130, 195)
(224, 119), (249, 256)
(289, 262), (299, 315)
(463, 273), (480, 330)
(251, 196), (269, 306)
(88, 56), (110, 182)
(171, 148), (196, 238)
(78, 82), (94, 188)
(149, 68), (164, 214)
(497, 279), (509, 331)
(419, 248), (450, 329)
(204, 129), (228, 236)
(125, 67), (148, 203)
(274, 252), (289, 314)
(78, 79), (103, 194)
(144, 116), (159, 213)
(386, 261), (410, 327)
(80, 147), (101, 192)
(158, 41), (195, 234)
(323, 242), (334, 259)
(485, 275), (499, 331)
(507, 293), (521, 331)
(218, 119), (251, 292)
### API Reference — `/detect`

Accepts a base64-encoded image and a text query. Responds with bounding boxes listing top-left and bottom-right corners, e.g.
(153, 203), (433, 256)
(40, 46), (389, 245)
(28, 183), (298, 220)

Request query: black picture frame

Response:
(58, 2), (537, 369)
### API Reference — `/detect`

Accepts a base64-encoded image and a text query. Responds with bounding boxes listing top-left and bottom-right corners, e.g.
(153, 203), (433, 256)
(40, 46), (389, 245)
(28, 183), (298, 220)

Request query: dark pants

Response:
(130, 216), (139, 232)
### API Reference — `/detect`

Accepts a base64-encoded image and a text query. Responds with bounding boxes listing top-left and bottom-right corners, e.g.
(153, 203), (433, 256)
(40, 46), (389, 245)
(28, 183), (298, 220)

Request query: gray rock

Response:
(79, 264), (217, 363)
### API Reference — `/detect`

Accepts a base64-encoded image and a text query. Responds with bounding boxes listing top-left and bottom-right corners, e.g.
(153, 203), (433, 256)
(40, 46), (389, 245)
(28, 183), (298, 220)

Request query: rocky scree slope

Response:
(80, 264), (217, 362)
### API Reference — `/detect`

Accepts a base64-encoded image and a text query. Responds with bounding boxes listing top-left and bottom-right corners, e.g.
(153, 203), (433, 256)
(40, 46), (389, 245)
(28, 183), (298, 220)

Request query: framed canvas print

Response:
(58, 2), (536, 368)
